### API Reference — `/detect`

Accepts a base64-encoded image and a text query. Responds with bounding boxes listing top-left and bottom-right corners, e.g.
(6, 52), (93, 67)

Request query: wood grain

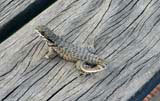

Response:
(0, 0), (35, 26)
(0, 0), (160, 101)
(0, 0), (55, 42)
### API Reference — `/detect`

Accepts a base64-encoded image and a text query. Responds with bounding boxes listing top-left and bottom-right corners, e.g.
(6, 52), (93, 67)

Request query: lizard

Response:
(35, 25), (107, 73)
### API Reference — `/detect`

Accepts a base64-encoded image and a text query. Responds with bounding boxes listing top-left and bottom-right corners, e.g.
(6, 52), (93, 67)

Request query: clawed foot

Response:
(45, 55), (49, 59)
(45, 54), (50, 59)
(44, 46), (56, 59)
(44, 53), (55, 59)
(78, 71), (96, 83)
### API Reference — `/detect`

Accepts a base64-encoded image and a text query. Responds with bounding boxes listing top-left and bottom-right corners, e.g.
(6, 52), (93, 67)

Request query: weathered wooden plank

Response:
(0, 0), (37, 36)
(0, 0), (35, 25)
(0, 0), (160, 101)
(0, 0), (55, 42)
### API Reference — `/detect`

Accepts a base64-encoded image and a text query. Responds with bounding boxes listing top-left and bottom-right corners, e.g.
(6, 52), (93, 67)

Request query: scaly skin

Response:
(35, 25), (106, 73)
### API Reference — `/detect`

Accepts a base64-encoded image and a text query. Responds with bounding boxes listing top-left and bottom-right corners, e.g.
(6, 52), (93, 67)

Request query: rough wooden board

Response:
(0, 0), (36, 27)
(0, 0), (160, 101)
(0, 0), (56, 42)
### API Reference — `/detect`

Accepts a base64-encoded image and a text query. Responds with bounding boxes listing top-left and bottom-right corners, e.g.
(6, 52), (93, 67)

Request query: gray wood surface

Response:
(0, 0), (36, 28)
(0, 0), (160, 101)
(0, 0), (55, 42)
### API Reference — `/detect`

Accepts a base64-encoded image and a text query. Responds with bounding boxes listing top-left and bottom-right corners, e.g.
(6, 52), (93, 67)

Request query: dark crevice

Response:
(129, 70), (160, 101)
(97, 0), (151, 53)
(47, 77), (77, 101)
(109, 0), (134, 18)
(22, 41), (42, 73)
(82, 0), (113, 44)
(1, 85), (20, 101)
(105, 79), (128, 100)
(17, 61), (60, 101)
(74, 81), (101, 101)
(0, 0), (57, 43)
(0, 61), (18, 77)
(0, 39), (17, 53)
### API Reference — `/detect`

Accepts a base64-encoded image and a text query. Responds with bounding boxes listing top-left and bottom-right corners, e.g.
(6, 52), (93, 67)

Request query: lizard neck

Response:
(47, 35), (64, 47)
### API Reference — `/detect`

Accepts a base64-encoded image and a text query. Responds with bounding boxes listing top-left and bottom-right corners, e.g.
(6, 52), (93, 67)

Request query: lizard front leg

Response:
(76, 60), (105, 73)
(45, 46), (56, 59)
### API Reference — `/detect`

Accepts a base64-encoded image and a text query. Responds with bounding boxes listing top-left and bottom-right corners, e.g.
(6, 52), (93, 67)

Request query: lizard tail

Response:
(76, 61), (106, 73)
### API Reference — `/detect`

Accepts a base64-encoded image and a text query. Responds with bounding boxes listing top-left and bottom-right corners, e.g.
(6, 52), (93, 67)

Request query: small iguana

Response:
(35, 25), (106, 73)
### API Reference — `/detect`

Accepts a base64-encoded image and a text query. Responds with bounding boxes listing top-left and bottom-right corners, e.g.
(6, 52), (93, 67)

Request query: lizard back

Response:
(52, 38), (104, 65)
(35, 25), (104, 65)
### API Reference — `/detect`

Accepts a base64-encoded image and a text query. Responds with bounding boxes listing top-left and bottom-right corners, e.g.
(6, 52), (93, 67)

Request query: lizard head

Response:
(35, 25), (53, 39)
(35, 25), (59, 45)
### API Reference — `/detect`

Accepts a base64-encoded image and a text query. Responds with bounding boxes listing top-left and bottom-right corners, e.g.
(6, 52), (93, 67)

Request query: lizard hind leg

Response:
(75, 60), (88, 75)
(76, 61), (95, 82)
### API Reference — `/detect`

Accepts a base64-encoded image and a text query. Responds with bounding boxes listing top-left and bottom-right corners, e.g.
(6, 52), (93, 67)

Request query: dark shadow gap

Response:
(0, 0), (57, 43)
(129, 70), (160, 101)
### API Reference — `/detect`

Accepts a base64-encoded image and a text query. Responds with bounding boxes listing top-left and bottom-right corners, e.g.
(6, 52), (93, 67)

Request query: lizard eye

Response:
(39, 30), (46, 36)
(40, 30), (45, 34)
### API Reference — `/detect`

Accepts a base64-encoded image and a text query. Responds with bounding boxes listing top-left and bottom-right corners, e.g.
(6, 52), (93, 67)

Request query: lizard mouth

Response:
(35, 30), (44, 37)
(35, 29), (47, 41)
